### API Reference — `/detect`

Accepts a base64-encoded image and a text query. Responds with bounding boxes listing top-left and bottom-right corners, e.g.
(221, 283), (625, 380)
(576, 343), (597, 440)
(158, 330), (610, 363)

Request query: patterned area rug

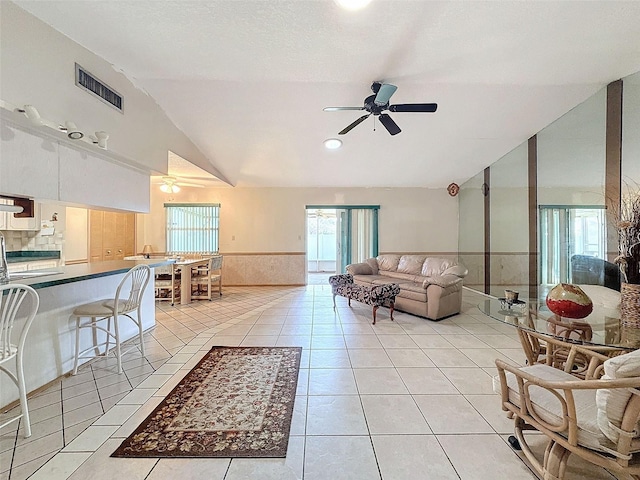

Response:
(112, 346), (302, 458)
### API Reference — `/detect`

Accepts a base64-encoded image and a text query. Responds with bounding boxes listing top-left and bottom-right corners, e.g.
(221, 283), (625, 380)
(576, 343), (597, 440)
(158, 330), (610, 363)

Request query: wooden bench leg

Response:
(348, 298), (351, 307)
(372, 306), (378, 325)
(389, 301), (395, 321)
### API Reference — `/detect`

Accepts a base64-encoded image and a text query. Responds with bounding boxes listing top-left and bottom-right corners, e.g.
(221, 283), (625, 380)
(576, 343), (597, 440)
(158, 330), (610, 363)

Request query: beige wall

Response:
(138, 186), (459, 285)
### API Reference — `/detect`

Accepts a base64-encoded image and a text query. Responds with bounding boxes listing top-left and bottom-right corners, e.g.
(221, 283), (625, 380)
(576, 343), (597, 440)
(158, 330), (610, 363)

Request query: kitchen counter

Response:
(1, 259), (173, 409)
(8, 258), (174, 288)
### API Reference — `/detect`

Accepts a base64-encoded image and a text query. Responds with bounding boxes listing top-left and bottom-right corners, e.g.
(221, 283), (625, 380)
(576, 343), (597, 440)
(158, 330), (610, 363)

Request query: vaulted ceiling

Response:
(14, 0), (640, 188)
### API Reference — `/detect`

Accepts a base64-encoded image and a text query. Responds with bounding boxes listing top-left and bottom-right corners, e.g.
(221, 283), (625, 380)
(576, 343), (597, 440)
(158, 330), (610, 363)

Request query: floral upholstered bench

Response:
(329, 274), (400, 325)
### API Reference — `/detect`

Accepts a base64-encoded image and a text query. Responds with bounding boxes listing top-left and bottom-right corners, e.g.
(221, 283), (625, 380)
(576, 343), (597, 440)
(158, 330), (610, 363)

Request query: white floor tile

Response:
(304, 436), (379, 480)
(372, 435), (459, 480)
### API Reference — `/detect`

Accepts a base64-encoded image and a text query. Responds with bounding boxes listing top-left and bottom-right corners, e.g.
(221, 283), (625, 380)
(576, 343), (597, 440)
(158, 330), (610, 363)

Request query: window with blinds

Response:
(165, 203), (220, 254)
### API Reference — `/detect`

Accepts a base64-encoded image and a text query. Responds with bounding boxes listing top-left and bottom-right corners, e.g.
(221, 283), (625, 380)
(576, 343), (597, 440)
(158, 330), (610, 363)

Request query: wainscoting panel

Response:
(222, 253), (306, 286)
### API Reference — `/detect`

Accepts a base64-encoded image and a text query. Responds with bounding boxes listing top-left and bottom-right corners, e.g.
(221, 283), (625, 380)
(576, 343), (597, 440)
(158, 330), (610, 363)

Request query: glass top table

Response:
(478, 294), (638, 352)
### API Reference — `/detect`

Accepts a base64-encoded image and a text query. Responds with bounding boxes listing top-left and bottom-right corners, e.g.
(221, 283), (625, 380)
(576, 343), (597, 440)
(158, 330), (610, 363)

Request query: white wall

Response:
(139, 186), (459, 255)
(0, 2), (226, 182)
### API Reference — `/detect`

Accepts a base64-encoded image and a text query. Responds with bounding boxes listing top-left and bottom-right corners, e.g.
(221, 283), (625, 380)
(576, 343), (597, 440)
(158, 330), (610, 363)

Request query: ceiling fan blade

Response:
(378, 114), (401, 136)
(338, 114), (371, 135)
(178, 182), (205, 188)
(374, 83), (397, 106)
(389, 103), (438, 113)
(324, 106), (365, 111)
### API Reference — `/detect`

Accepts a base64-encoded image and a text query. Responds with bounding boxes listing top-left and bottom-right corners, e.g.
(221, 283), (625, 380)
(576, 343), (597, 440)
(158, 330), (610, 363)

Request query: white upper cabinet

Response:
(0, 124), (59, 200)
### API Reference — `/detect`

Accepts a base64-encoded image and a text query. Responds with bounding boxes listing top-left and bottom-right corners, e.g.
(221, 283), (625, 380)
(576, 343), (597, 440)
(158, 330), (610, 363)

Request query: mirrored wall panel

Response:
(458, 170), (485, 291)
(489, 142), (528, 298)
(537, 87), (607, 290)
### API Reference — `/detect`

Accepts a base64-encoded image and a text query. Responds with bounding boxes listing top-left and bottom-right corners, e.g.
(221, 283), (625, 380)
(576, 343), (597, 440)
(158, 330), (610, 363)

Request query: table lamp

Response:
(142, 245), (153, 259)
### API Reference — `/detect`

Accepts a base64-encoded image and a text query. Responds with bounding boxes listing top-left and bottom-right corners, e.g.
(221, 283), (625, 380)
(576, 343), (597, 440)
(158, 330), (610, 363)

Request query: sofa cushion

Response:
(348, 263), (373, 275)
(421, 258), (453, 277)
(596, 349), (640, 443)
(379, 271), (420, 282)
(396, 284), (427, 302)
(365, 258), (379, 275)
(397, 255), (426, 275)
(377, 255), (401, 272)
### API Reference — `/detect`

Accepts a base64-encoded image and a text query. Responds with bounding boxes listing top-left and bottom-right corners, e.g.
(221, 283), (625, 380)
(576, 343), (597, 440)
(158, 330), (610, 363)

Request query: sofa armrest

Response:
(422, 274), (463, 289)
(443, 265), (468, 278)
(346, 262), (373, 275)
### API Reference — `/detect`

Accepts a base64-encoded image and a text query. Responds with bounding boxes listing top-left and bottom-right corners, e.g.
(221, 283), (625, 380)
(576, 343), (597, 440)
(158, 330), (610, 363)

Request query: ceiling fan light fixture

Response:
(324, 138), (343, 150)
(160, 183), (180, 193)
(334, 0), (372, 11)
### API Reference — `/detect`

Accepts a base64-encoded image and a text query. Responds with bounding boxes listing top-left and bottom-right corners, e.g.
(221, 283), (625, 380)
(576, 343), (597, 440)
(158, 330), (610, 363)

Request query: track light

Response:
(95, 131), (109, 149)
(65, 121), (84, 140)
(17, 105), (43, 126)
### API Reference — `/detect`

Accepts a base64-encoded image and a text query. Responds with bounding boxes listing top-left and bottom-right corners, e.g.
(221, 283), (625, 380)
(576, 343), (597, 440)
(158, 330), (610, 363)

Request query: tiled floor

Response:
(0, 285), (616, 479)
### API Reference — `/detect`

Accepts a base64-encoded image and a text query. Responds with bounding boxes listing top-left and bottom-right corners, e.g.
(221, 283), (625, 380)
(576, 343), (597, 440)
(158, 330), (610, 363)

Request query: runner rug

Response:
(112, 346), (302, 458)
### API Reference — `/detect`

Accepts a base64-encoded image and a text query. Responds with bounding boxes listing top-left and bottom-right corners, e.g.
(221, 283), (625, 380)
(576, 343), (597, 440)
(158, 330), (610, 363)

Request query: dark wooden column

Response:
(483, 167), (491, 294)
(528, 135), (538, 301)
(605, 80), (623, 263)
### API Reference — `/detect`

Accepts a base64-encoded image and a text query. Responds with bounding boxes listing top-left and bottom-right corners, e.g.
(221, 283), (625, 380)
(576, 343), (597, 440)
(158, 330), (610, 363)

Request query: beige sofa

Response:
(346, 254), (468, 320)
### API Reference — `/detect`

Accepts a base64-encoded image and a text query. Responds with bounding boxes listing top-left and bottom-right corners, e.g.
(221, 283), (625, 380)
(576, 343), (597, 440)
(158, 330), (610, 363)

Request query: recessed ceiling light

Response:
(324, 138), (343, 150)
(335, 0), (372, 11)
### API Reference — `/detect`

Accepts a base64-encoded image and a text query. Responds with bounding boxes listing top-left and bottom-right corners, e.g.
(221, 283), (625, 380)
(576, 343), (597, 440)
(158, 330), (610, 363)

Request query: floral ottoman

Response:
(329, 274), (401, 325)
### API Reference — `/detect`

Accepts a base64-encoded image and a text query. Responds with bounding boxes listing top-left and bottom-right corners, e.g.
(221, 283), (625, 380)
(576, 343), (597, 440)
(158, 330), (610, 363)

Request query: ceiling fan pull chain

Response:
(373, 115), (376, 131)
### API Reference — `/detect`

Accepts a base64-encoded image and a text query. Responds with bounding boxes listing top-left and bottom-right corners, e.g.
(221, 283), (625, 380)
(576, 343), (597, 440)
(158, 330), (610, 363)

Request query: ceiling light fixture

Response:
(95, 131), (109, 149)
(324, 138), (343, 150)
(334, 0), (372, 11)
(65, 121), (84, 140)
(16, 105), (43, 126)
(160, 177), (181, 193)
(160, 183), (180, 194)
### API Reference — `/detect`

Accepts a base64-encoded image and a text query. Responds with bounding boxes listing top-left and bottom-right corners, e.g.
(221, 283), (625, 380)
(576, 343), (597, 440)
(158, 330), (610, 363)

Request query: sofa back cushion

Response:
(595, 348), (640, 443)
(397, 255), (426, 275)
(377, 255), (401, 272)
(421, 258), (453, 277)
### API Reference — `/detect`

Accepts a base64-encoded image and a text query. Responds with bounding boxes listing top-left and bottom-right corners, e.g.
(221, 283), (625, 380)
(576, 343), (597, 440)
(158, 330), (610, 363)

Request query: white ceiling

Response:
(14, 0), (640, 188)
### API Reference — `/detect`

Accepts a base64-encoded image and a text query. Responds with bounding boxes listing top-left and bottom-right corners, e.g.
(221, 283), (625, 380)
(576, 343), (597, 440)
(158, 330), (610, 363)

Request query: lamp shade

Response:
(142, 245), (153, 254)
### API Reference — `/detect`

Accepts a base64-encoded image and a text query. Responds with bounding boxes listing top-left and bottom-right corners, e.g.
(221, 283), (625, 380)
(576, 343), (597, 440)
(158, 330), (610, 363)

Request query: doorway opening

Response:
(305, 205), (380, 285)
(539, 205), (607, 286)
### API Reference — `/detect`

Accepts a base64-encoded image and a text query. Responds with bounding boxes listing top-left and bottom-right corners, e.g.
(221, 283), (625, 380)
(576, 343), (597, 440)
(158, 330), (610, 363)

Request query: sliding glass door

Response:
(307, 205), (379, 274)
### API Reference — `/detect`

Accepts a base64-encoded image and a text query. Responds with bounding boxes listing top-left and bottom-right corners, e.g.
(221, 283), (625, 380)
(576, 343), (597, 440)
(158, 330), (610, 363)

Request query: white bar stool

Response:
(0, 284), (39, 438)
(72, 264), (151, 375)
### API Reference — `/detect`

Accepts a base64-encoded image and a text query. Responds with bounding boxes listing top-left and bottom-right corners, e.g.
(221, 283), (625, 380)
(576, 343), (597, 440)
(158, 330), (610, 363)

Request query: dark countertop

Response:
(7, 259), (174, 289)
(7, 251), (61, 263)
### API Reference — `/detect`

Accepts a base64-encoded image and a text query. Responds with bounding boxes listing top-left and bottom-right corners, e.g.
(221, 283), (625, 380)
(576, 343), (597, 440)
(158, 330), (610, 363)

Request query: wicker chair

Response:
(495, 338), (640, 480)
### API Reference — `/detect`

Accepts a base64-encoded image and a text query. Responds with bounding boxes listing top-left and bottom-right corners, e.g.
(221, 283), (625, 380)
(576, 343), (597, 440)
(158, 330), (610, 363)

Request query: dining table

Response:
(477, 286), (634, 364)
(174, 257), (210, 305)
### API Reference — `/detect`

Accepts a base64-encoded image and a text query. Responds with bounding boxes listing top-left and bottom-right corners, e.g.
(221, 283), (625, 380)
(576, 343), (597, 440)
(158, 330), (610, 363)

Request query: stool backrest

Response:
(115, 265), (151, 313)
(0, 284), (39, 361)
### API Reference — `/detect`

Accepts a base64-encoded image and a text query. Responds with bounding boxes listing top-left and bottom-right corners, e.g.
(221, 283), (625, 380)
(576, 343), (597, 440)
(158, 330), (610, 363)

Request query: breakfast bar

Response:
(0, 258), (174, 409)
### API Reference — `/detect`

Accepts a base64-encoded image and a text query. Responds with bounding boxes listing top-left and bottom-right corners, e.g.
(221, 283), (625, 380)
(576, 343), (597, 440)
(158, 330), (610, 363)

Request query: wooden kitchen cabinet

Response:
(89, 209), (135, 262)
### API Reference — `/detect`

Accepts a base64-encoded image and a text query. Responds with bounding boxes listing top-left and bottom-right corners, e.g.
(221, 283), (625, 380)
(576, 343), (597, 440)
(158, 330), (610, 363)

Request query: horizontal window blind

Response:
(165, 203), (220, 254)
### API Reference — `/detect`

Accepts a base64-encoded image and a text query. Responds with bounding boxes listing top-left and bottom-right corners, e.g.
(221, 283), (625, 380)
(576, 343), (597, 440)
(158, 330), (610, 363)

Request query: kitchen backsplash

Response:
(0, 229), (63, 252)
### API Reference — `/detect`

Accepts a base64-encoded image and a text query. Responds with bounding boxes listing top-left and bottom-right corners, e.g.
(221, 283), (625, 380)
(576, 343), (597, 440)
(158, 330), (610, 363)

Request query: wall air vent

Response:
(75, 63), (123, 113)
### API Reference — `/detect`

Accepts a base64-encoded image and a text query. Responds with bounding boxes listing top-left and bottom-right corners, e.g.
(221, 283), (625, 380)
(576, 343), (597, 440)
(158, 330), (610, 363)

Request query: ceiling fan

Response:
(324, 82), (437, 136)
(154, 176), (204, 193)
